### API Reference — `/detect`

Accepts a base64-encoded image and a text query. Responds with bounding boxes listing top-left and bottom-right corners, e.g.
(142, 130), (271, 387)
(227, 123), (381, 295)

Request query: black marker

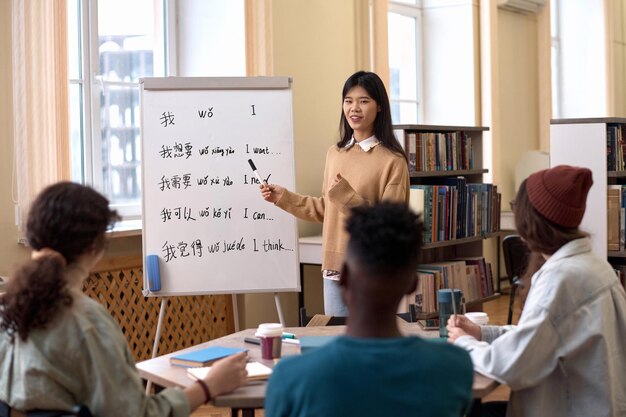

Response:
(244, 336), (261, 345)
(248, 159), (266, 184)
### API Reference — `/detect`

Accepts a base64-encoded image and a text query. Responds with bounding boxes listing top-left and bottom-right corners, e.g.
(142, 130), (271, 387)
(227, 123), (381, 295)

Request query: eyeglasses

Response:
(509, 200), (516, 212)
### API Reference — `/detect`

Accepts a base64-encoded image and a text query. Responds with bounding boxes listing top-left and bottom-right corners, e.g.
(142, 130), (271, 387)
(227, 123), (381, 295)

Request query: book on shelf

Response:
(607, 124), (626, 172)
(409, 258), (495, 314)
(457, 257), (493, 299)
(608, 186), (621, 251)
(405, 131), (474, 173)
(407, 132), (417, 172)
(187, 361), (273, 382)
(413, 182), (500, 244)
(416, 269), (439, 313)
(408, 186), (425, 216)
(170, 346), (247, 368)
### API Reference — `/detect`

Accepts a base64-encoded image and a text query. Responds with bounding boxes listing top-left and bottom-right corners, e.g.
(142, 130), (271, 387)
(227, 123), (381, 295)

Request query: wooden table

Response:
(137, 321), (499, 416)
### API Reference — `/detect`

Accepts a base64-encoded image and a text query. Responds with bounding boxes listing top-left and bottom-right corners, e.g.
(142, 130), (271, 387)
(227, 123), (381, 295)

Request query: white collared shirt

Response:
(344, 135), (380, 152)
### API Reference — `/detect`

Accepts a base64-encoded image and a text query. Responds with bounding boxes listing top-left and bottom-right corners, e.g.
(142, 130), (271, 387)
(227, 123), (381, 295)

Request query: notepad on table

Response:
(187, 361), (273, 382)
(298, 336), (338, 353)
(170, 346), (246, 367)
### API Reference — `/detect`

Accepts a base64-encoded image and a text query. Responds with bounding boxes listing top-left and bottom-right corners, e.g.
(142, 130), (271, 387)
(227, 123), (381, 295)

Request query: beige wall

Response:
(239, 0), (363, 328)
(610, 0), (626, 115)
(0, 0), (30, 279)
(496, 9), (541, 207)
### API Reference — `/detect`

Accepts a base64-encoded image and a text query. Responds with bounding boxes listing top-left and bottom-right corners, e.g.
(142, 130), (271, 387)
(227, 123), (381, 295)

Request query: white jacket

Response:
(455, 238), (626, 417)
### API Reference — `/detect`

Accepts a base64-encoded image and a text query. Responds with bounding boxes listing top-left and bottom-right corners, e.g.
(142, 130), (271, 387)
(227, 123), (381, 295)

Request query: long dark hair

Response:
(514, 179), (587, 255)
(337, 71), (407, 161)
(0, 182), (119, 341)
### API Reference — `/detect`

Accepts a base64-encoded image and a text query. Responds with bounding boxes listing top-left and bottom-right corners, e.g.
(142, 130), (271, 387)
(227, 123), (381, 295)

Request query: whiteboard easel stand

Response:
(145, 298), (168, 394)
(230, 293), (285, 328)
(144, 292), (284, 394)
(274, 293), (286, 326)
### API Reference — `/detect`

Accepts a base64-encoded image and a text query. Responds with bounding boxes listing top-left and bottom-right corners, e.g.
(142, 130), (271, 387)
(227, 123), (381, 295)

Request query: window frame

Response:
(68, 0), (175, 220)
(387, 0), (424, 124)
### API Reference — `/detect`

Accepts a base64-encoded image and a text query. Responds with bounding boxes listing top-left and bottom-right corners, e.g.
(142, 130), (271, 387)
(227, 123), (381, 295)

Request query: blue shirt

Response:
(265, 336), (473, 417)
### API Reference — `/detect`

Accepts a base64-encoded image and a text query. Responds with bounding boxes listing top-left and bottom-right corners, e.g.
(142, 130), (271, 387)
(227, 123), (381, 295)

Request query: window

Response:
(387, 0), (422, 124)
(68, 0), (246, 220)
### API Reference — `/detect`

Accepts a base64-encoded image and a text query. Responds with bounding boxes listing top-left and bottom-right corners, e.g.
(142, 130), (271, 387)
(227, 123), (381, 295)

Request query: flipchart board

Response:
(140, 77), (300, 296)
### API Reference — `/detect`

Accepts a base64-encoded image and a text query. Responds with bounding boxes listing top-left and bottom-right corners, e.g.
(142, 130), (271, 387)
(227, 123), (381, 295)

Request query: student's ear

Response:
(405, 272), (417, 295)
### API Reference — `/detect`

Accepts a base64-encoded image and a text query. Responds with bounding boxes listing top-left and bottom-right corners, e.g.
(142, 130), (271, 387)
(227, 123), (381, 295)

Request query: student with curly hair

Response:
(0, 182), (247, 417)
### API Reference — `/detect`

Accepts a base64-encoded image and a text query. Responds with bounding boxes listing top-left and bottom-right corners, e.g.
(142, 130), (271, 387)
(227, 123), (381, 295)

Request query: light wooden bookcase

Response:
(394, 124), (500, 318)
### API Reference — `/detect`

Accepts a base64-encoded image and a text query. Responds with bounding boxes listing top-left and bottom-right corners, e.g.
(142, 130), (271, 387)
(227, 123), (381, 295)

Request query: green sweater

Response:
(0, 264), (188, 417)
(276, 143), (409, 271)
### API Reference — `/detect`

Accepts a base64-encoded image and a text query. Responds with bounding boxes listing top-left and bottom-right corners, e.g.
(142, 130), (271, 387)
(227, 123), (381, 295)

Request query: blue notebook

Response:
(299, 336), (338, 353)
(169, 346), (246, 367)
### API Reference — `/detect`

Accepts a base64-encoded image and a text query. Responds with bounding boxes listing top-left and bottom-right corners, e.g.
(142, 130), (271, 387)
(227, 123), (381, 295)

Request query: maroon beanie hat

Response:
(525, 165), (593, 228)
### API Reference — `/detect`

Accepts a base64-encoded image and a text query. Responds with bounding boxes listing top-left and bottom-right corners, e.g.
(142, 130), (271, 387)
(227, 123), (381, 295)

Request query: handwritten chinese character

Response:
(173, 142), (184, 158)
(160, 111), (175, 127)
(160, 208), (172, 222)
(178, 241), (190, 257)
(162, 241), (177, 263)
(159, 145), (173, 158)
(171, 175), (181, 189)
(183, 174), (192, 189)
(183, 206), (196, 221)
(191, 239), (203, 257)
(158, 176), (171, 191)
(184, 142), (193, 159)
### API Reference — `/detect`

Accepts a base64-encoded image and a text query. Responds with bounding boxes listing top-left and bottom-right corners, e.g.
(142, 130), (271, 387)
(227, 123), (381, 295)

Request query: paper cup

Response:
(465, 312), (489, 325)
(256, 323), (283, 359)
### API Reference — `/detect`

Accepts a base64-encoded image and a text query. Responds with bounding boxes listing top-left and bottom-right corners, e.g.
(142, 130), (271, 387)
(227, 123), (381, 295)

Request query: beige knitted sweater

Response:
(276, 143), (409, 272)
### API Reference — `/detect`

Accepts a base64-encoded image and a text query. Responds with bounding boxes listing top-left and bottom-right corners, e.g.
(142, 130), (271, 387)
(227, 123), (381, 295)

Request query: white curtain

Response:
(12, 0), (70, 235)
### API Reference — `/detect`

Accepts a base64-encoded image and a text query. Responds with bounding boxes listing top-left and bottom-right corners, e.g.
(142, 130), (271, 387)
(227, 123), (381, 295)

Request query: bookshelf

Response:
(551, 118), (626, 287)
(394, 124), (501, 319)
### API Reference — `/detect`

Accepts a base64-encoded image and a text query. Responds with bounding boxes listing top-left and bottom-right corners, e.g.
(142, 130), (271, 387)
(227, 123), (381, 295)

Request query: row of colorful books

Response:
(606, 124), (626, 171)
(405, 131), (474, 173)
(409, 180), (501, 243)
(404, 258), (495, 314)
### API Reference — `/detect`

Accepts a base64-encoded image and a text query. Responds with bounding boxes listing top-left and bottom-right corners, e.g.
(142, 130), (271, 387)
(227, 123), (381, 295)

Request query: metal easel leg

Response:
(146, 298), (167, 395)
(232, 294), (240, 332)
(274, 293), (285, 326)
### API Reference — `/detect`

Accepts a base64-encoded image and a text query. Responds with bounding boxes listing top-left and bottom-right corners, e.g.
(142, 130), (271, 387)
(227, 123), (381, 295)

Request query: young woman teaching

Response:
(260, 71), (410, 316)
(0, 182), (247, 417)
